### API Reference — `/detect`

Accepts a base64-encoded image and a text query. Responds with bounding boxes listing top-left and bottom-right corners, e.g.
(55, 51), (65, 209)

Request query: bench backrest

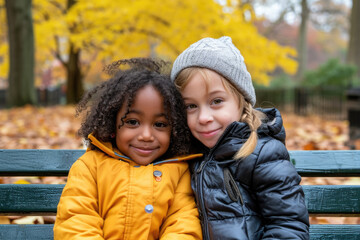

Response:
(0, 149), (360, 240)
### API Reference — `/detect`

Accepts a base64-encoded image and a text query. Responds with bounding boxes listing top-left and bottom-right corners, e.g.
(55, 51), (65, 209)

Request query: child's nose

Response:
(138, 125), (155, 141)
(198, 107), (213, 124)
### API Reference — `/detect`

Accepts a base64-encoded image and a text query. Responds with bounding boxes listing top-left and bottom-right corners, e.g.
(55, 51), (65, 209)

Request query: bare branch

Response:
(53, 35), (67, 68)
(262, 8), (289, 37)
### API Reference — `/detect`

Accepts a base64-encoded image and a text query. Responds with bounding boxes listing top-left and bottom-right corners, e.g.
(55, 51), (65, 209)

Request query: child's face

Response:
(115, 85), (171, 165)
(181, 69), (242, 148)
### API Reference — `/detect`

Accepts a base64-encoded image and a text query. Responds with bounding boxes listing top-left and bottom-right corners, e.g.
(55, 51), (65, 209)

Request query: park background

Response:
(0, 0), (359, 225)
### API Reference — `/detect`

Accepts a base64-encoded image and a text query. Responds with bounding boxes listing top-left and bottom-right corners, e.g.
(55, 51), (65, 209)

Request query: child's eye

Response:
(125, 119), (139, 126)
(154, 122), (169, 128)
(212, 98), (223, 105)
(186, 104), (197, 110)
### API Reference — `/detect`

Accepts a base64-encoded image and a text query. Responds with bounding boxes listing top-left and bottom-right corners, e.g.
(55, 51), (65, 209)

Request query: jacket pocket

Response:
(223, 168), (244, 205)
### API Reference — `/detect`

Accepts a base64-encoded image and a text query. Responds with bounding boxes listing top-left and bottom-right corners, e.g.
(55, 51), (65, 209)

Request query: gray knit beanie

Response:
(171, 36), (256, 106)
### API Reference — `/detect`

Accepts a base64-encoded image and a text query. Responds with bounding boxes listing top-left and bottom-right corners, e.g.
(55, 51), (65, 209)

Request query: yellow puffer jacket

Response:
(54, 134), (203, 240)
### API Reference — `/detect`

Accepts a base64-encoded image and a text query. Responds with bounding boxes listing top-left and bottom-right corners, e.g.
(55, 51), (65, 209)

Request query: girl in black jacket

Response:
(171, 36), (310, 240)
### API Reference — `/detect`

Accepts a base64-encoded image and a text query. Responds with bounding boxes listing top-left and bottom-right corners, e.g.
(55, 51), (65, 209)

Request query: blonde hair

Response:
(175, 67), (265, 160)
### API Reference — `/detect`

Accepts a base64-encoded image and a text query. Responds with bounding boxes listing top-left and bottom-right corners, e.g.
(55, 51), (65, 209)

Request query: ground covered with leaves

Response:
(0, 105), (359, 224)
(0, 105), (352, 150)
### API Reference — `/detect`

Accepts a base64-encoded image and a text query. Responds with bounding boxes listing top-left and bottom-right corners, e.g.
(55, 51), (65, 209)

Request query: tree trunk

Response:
(5, 0), (36, 107)
(64, 0), (84, 104)
(347, 0), (360, 80)
(296, 0), (309, 81)
(65, 43), (83, 104)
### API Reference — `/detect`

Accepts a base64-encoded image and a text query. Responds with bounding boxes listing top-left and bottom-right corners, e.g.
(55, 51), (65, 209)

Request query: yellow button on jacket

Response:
(54, 134), (203, 240)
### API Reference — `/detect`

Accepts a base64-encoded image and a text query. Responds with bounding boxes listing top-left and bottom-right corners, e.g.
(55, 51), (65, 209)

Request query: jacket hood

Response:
(206, 108), (286, 161)
(219, 108), (285, 145)
(257, 108), (286, 143)
(87, 133), (202, 165)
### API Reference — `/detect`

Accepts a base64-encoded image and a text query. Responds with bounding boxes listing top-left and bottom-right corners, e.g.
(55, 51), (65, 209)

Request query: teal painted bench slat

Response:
(309, 225), (360, 240)
(1, 149), (359, 176)
(0, 149), (83, 176)
(0, 149), (360, 240)
(0, 184), (63, 215)
(0, 184), (359, 216)
(0, 224), (359, 240)
(0, 225), (53, 240)
(290, 150), (360, 177)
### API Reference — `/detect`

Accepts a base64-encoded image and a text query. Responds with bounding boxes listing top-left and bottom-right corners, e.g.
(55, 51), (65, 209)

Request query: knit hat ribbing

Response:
(171, 36), (256, 106)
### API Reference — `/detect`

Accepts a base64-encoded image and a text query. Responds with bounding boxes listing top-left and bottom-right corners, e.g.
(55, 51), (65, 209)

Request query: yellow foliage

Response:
(0, 0), (8, 78)
(0, 0), (298, 85)
(0, 44), (8, 78)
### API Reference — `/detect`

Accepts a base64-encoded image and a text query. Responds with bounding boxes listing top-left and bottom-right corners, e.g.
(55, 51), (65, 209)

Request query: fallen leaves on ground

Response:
(283, 114), (350, 151)
(0, 106), (352, 151)
(0, 106), (358, 225)
(0, 105), (83, 149)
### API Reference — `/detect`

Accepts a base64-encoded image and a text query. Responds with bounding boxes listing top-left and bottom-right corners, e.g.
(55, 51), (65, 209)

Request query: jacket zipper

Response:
(197, 149), (217, 240)
(195, 124), (235, 240)
(197, 160), (210, 240)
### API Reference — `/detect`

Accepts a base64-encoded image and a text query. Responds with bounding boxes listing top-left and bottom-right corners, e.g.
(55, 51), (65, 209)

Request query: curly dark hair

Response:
(76, 58), (191, 158)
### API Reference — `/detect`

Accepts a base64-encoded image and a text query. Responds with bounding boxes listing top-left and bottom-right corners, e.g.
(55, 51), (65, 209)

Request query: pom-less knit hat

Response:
(171, 36), (256, 106)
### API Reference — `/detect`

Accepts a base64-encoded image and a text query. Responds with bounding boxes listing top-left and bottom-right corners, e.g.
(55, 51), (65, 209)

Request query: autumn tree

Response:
(347, 0), (360, 80)
(32, 0), (83, 104)
(5, 0), (36, 107)
(249, 0), (350, 80)
(296, 0), (309, 80)
(64, 0), (83, 104)
(0, 2), (7, 80)
(0, 0), (299, 104)
(39, 0), (298, 84)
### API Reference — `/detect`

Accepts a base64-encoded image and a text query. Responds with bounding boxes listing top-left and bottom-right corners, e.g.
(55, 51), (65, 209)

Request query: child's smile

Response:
(115, 85), (171, 165)
(197, 128), (221, 138)
(130, 145), (159, 156)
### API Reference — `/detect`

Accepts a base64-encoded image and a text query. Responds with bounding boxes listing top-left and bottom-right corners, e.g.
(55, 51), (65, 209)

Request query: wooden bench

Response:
(0, 149), (359, 240)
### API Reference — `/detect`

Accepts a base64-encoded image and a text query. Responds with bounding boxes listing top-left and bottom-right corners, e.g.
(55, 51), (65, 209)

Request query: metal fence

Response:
(256, 87), (347, 120)
(0, 87), (65, 108)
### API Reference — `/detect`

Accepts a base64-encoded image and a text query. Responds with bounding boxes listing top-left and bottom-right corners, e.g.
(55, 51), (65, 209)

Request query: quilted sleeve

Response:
(253, 140), (310, 240)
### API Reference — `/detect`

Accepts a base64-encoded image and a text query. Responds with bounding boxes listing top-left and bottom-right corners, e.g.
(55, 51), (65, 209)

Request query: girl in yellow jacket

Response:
(54, 58), (202, 240)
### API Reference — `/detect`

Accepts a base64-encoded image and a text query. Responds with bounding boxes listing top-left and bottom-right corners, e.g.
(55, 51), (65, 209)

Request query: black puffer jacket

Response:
(191, 108), (309, 240)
